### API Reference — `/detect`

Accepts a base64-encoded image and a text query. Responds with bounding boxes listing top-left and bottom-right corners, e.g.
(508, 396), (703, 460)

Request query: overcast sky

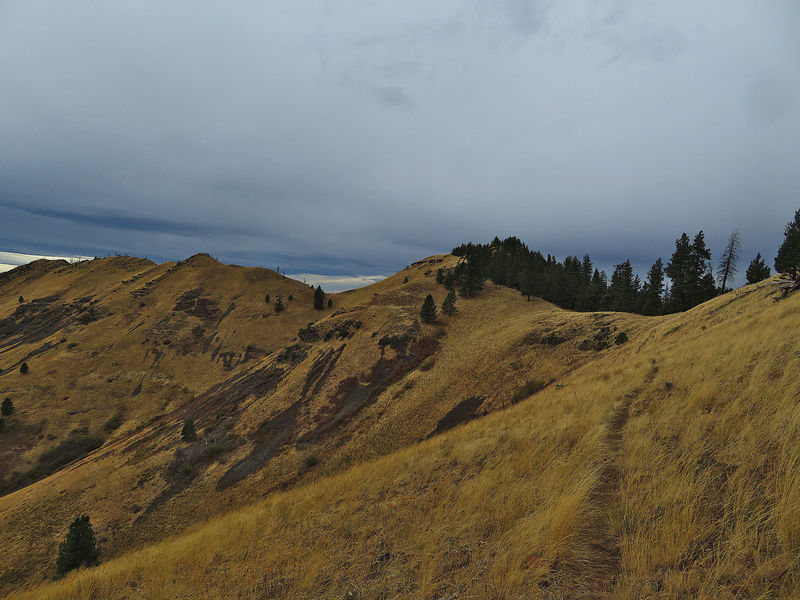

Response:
(1, 1), (798, 282)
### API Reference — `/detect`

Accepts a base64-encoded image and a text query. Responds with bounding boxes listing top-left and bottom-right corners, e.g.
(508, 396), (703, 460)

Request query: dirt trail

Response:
(566, 393), (632, 598)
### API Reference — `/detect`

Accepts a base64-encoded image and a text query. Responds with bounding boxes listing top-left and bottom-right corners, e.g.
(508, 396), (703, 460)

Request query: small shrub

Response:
(288, 294), (293, 301)
(511, 380), (546, 404)
(56, 515), (100, 576)
(1, 397), (13, 416)
(103, 414), (123, 432)
(303, 454), (319, 469)
(327, 298), (333, 308)
(181, 419), (197, 442)
(19, 362), (29, 374)
(265, 294), (270, 304)
(18, 296), (24, 303)
(542, 332), (566, 346)
(298, 323), (320, 342)
(274, 294), (285, 313)
(403, 276), (409, 284)
(614, 332), (629, 345)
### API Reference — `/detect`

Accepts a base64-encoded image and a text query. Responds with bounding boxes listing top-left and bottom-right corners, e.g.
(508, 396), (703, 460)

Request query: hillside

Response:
(1, 253), (798, 599)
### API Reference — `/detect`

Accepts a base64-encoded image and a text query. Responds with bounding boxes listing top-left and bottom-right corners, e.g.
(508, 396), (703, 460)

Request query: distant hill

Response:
(0, 252), (798, 599)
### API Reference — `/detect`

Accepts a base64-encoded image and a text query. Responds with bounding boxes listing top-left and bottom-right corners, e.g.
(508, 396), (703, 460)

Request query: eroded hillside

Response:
(2, 254), (798, 599)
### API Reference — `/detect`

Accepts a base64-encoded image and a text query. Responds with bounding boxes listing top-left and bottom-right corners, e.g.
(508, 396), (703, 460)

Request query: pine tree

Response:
(775, 209), (800, 278)
(441, 289), (457, 315)
(327, 298), (333, 308)
(274, 294), (284, 313)
(608, 260), (637, 312)
(665, 233), (692, 312)
(717, 231), (741, 292)
(56, 515), (100, 576)
(313, 285), (325, 310)
(588, 269), (607, 311)
(666, 231), (716, 312)
(745, 253), (770, 284)
(691, 230), (717, 305)
(1, 397), (13, 416)
(181, 419), (197, 442)
(420, 294), (437, 323)
(640, 258), (665, 315)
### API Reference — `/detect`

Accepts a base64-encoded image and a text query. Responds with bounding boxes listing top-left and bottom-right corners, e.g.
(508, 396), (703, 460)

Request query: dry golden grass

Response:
(3, 255), (800, 599)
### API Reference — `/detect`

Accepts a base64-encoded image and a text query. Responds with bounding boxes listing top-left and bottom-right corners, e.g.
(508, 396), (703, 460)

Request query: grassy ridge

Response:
(7, 274), (799, 598)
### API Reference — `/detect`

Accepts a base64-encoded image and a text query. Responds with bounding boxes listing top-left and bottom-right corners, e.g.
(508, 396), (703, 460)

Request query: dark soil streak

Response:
(426, 396), (485, 438)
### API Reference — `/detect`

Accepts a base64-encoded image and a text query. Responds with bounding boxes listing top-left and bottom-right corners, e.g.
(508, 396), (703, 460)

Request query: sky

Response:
(1, 1), (798, 286)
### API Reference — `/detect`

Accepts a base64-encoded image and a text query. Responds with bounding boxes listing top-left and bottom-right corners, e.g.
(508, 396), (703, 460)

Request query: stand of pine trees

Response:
(443, 226), (778, 316)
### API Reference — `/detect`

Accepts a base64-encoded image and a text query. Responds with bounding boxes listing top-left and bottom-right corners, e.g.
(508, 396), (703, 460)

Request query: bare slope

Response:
(4, 254), (799, 599)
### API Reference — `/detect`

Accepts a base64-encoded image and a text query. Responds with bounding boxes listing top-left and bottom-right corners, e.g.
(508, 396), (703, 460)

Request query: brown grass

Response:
(2, 256), (800, 599)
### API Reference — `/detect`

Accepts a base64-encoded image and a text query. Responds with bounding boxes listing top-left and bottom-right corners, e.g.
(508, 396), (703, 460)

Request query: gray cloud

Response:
(0, 1), (798, 283)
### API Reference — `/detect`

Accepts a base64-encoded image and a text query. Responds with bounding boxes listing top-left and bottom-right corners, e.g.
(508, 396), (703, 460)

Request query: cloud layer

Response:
(1, 1), (798, 281)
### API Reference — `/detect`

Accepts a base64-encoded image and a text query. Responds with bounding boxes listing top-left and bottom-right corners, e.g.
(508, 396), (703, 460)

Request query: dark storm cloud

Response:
(1, 1), (798, 282)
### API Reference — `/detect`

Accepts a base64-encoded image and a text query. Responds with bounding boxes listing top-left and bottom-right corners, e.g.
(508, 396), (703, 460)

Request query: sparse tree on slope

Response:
(775, 209), (800, 278)
(420, 294), (437, 323)
(313, 285), (325, 310)
(441, 289), (457, 315)
(274, 294), (284, 313)
(717, 230), (741, 292)
(1, 398), (13, 416)
(181, 419), (197, 442)
(745, 253), (770, 284)
(56, 515), (99, 576)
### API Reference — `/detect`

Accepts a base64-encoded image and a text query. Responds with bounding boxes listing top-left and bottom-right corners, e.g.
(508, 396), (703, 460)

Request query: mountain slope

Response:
(2, 255), (799, 599)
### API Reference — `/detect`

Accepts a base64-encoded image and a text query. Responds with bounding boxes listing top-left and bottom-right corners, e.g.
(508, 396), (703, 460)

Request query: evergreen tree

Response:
(775, 209), (800, 278)
(420, 294), (437, 323)
(665, 233), (692, 312)
(666, 231), (716, 312)
(716, 230), (741, 292)
(608, 260), (637, 312)
(519, 263), (535, 301)
(56, 515), (100, 576)
(274, 294), (284, 313)
(1, 397), (13, 416)
(19, 362), (28, 375)
(745, 253), (771, 284)
(588, 269), (607, 311)
(441, 289), (457, 315)
(313, 285), (325, 310)
(264, 294), (270, 304)
(181, 419), (197, 442)
(640, 258), (665, 315)
(690, 230), (717, 305)
(327, 298), (333, 308)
